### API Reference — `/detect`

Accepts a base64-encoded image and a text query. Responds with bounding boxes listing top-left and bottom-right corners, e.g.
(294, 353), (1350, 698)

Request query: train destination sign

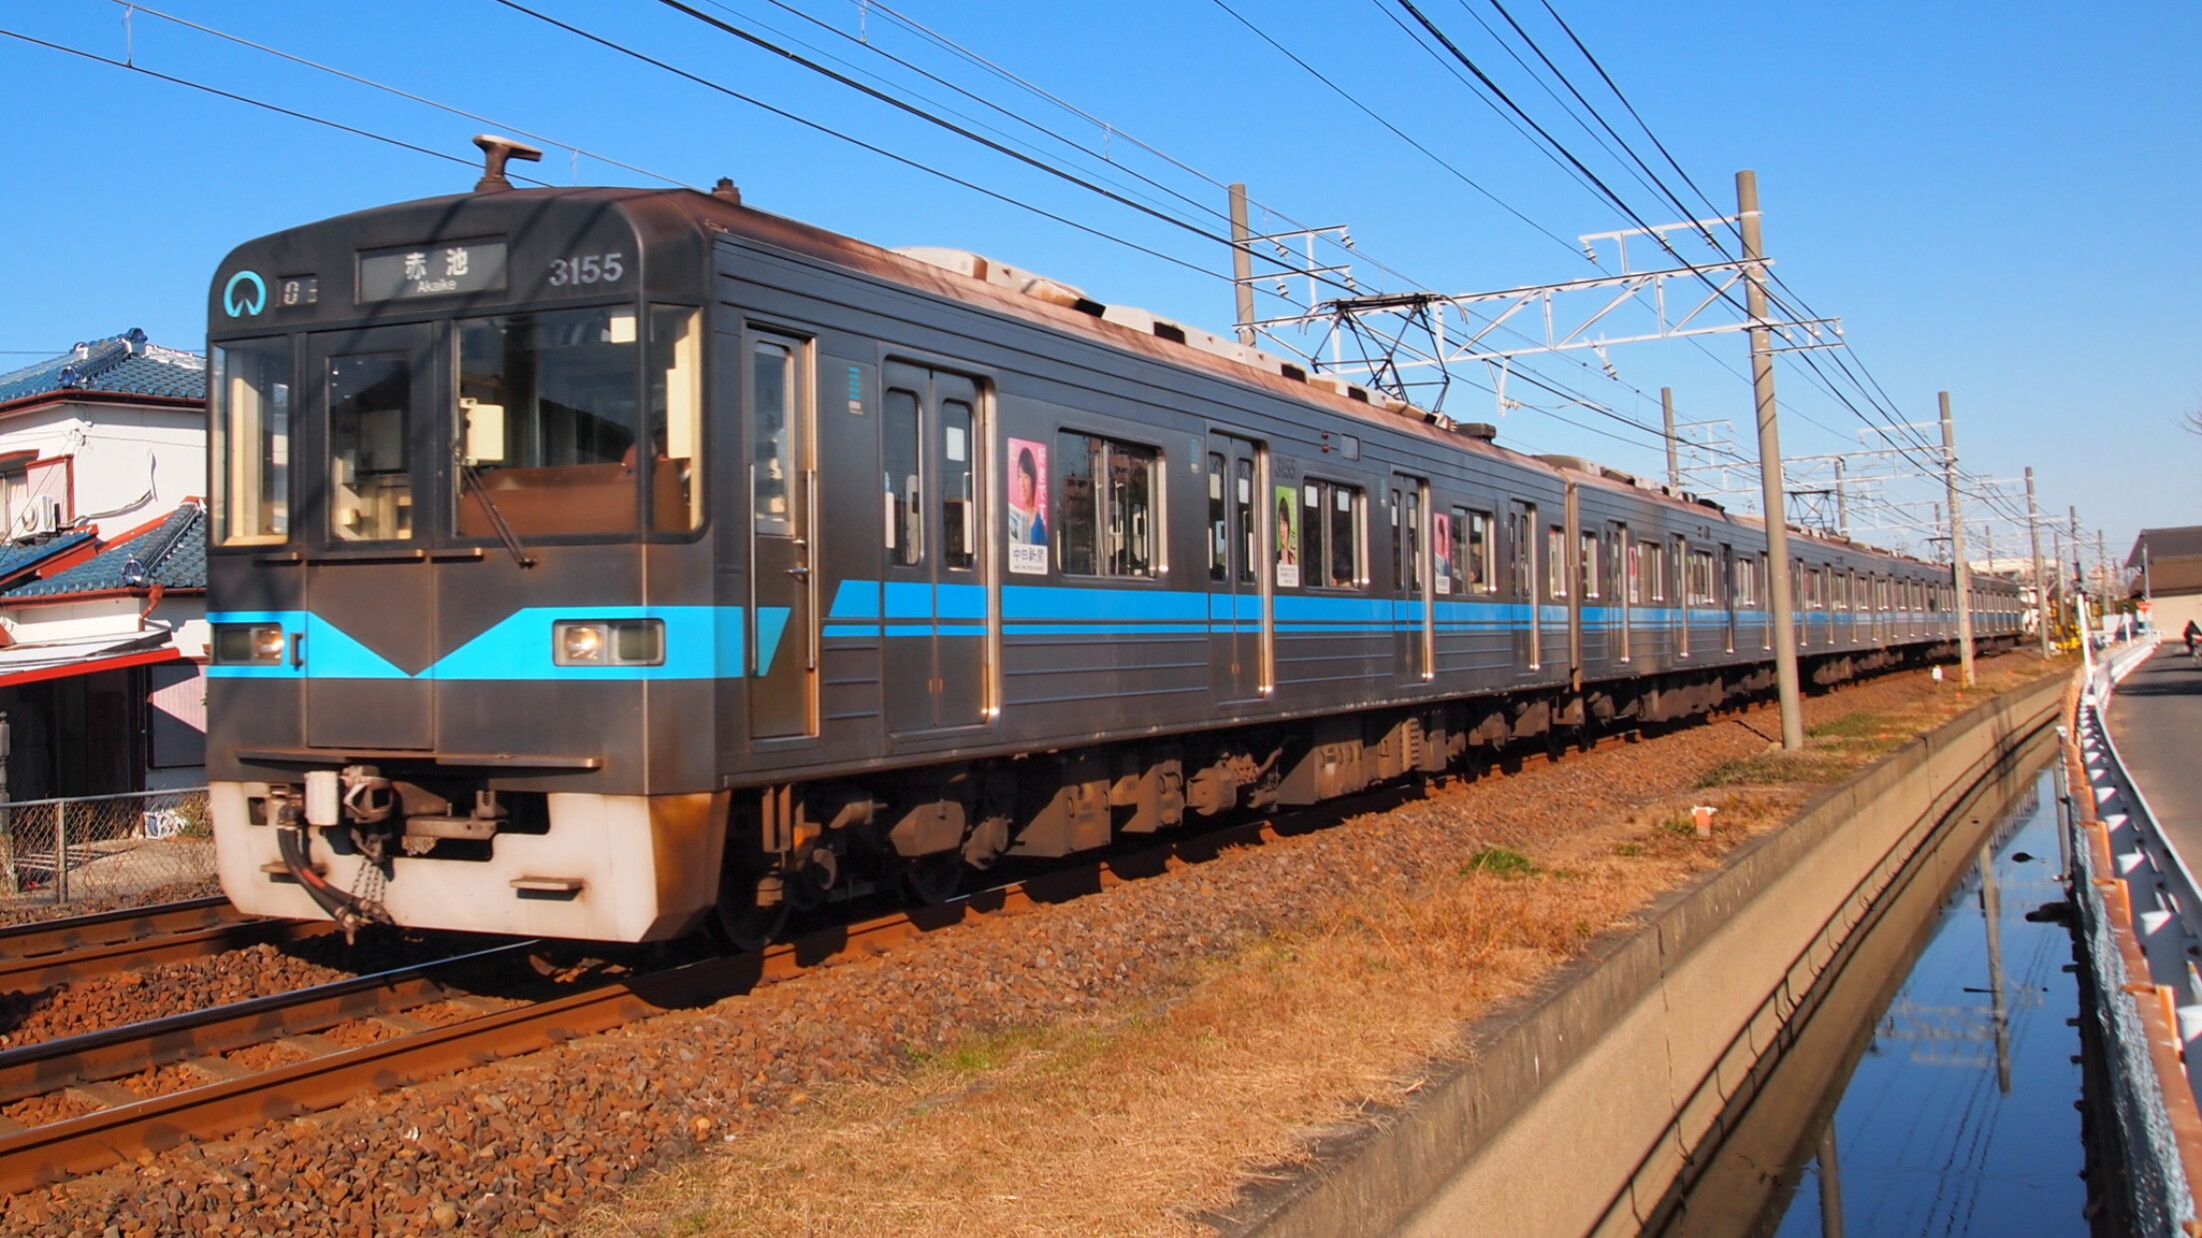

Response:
(356, 239), (508, 302)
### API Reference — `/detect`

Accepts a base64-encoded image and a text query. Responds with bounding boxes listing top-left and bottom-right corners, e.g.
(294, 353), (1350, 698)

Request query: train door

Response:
(304, 323), (437, 751)
(1391, 476), (1431, 682)
(1208, 433), (1267, 704)
(1722, 544), (1737, 653)
(1615, 522), (1631, 662)
(882, 361), (991, 736)
(1508, 501), (1538, 672)
(749, 334), (818, 740)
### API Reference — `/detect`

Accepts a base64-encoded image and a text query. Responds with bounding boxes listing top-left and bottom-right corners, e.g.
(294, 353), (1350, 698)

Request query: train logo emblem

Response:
(222, 271), (267, 318)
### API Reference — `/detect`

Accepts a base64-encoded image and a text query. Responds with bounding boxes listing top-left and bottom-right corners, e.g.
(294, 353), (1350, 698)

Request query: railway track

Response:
(0, 897), (325, 992)
(0, 725), (1671, 1192)
(0, 804), (1329, 1193)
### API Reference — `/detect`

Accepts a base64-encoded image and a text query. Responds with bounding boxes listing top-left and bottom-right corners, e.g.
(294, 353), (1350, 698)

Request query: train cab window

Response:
(884, 388), (921, 565)
(454, 306), (651, 539)
(941, 400), (974, 570)
(1546, 528), (1568, 599)
(1579, 531), (1601, 599)
(646, 306), (704, 531)
(1057, 432), (1157, 578)
(329, 352), (413, 541)
(212, 338), (291, 545)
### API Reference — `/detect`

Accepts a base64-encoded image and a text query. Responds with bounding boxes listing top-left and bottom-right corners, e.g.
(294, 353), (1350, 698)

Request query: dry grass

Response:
(587, 656), (2066, 1238)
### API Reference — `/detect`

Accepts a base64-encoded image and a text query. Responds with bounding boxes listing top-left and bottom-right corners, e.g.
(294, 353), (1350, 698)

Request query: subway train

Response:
(203, 140), (2022, 944)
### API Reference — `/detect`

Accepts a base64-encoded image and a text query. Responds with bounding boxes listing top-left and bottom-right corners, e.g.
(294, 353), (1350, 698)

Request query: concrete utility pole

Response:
(1228, 183), (1256, 347)
(1739, 170), (1804, 751)
(2026, 467), (2050, 657)
(1833, 457), (1849, 538)
(1940, 392), (1975, 688)
(1662, 387), (1680, 490)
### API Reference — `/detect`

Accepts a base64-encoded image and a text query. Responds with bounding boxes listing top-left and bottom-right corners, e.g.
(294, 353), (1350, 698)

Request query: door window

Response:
(884, 388), (921, 565)
(328, 352), (412, 542)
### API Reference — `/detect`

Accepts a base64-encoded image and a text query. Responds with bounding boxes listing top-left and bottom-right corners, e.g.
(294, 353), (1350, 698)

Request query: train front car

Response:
(205, 180), (725, 942)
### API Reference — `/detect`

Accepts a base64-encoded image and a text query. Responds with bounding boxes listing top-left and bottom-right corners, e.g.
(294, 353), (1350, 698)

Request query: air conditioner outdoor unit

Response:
(27, 496), (60, 536)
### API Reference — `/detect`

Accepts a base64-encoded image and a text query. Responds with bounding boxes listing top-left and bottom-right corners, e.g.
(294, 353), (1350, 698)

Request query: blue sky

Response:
(2, 1), (2193, 565)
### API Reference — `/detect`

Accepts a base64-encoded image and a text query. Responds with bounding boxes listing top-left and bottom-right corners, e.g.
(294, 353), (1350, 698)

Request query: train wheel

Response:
(710, 872), (788, 954)
(902, 851), (964, 906)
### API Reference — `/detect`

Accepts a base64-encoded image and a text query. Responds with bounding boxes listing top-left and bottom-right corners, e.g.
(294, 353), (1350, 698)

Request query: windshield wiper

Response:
(458, 457), (538, 569)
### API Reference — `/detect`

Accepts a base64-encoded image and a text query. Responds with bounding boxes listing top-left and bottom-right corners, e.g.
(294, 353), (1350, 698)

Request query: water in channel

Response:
(1658, 765), (2090, 1238)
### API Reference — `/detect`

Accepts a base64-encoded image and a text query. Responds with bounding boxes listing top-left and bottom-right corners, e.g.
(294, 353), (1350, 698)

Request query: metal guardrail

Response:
(2068, 639), (2202, 1236)
(0, 787), (213, 913)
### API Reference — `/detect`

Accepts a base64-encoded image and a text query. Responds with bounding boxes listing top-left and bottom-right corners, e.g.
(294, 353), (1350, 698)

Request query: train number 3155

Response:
(548, 252), (626, 286)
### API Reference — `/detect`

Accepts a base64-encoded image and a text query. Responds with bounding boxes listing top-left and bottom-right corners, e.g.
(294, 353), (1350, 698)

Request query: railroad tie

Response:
(64, 1081), (144, 1111)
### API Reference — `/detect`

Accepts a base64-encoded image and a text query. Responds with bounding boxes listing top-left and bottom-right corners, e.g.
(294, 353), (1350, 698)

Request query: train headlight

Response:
(213, 623), (287, 666)
(554, 619), (663, 667)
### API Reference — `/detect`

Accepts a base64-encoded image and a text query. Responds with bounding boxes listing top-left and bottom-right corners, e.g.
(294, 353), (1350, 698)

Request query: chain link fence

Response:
(0, 788), (215, 920)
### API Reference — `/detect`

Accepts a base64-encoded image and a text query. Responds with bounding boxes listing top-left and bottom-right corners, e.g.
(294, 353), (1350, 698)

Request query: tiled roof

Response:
(4, 504), (206, 599)
(0, 530), (93, 586)
(0, 329), (206, 407)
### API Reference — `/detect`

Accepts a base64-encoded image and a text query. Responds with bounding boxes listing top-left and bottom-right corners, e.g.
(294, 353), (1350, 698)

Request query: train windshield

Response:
(456, 304), (702, 537)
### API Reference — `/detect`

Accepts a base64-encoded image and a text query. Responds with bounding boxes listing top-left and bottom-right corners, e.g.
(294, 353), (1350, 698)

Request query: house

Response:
(2125, 527), (2202, 635)
(0, 331), (208, 799)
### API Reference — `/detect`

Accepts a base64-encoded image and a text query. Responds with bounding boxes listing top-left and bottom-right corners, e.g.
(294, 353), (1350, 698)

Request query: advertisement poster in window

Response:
(1274, 485), (1300, 588)
(1432, 512), (1453, 594)
(1007, 437), (1049, 575)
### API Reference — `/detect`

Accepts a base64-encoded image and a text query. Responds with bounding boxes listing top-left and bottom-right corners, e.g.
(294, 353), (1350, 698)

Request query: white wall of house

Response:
(0, 596), (206, 647)
(0, 398), (205, 536)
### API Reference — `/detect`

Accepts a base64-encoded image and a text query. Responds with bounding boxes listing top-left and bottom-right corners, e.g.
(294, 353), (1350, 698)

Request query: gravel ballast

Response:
(0, 655), (2062, 1237)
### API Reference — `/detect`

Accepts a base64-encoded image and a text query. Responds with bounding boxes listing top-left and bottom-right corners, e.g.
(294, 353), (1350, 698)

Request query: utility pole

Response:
(2097, 530), (2110, 610)
(1739, 170), (1804, 751)
(2025, 467), (2049, 658)
(1833, 457), (1848, 538)
(2071, 506), (2093, 680)
(1940, 392), (1975, 688)
(1662, 387), (1680, 490)
(1228, 183), (1256, 347)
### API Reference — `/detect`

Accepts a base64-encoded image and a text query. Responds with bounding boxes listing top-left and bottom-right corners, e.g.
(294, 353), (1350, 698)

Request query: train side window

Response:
(1579, 530), (1601, 599)
(1546, 527), (1568, 599)
(646, 305), (704, 531)
(1462, 508), (1494, 595)
(1688, 549), (1717, 605)
(941, 399), (974, 570)
(883, 388), (921, 565)
(1208, 454), (1227, 582)
(1734, 556), (1759, 606)
(1056, 432), (1158, 579)
(1506, 509), (1530, 601)
(212, 338), (291, 545)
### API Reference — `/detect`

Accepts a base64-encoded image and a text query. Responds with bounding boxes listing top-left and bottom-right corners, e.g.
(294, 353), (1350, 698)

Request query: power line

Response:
(106, 0), (686, 188)
(0, 26), (510, 180)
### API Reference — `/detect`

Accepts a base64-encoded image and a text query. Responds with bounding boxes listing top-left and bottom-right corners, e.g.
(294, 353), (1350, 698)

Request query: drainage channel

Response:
(1654, 758), (2091, 1238)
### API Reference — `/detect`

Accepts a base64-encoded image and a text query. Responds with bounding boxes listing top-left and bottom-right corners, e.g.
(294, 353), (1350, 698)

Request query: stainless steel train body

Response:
(204, 182), (2023, 942)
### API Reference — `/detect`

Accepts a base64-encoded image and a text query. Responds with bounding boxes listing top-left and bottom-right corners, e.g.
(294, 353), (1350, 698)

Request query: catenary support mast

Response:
(1739, 170), (1804, 751)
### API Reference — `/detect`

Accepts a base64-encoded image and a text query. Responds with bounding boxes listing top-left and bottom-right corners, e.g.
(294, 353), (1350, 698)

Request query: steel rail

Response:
(0, 900), (324, 992)
(0, 939), (538, 1104)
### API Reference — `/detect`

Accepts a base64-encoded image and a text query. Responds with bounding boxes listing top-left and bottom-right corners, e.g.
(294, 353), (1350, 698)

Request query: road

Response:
(2105, 644), (2202, 866)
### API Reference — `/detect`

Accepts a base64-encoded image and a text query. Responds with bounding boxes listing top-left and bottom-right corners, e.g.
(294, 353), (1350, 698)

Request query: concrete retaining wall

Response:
(1219, 671), (2069, 1238)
